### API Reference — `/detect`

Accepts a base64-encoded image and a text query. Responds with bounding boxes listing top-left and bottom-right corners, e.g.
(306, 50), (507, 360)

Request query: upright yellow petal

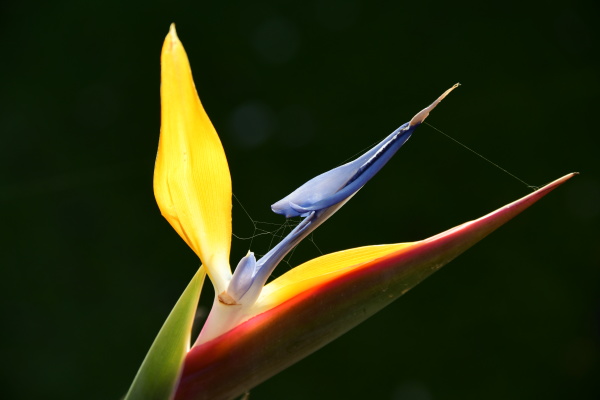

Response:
(155, 24), (232, 292)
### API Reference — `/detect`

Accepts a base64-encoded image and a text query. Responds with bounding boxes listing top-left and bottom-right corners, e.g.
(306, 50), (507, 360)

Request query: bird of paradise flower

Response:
(124, 24), (575, 400)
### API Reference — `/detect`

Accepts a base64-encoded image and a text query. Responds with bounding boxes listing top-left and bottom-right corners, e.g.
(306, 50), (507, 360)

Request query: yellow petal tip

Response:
(164, 23), (181, 54)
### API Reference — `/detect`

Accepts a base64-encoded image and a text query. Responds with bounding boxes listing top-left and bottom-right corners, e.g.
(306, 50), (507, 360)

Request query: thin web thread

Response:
(232, 193), (322, 270)
(233, 193), (298, 253)
(424, 121), (539, 191)
(232, 192), (259, 249)
(232, 119), (538, 268)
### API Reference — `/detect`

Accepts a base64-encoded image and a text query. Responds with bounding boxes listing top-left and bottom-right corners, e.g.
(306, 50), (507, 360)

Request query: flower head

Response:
(155, 25), (464, 344)
(126, 24), (574, 400)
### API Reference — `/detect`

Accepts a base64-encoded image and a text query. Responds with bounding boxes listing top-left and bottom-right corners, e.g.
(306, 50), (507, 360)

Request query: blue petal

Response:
(226, 84), (460, 304)
(271, 122), (416, 217)
(231, 211), (319, 303)
(228, 252), (257, 302)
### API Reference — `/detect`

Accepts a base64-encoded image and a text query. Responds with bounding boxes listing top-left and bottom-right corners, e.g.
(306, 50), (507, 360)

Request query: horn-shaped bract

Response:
(175, 173), (575, 400)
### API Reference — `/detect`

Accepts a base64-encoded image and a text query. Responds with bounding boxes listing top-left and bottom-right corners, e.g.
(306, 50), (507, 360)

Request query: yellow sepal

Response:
(253, 242), (415, 314)
(155, 24), (232, 292)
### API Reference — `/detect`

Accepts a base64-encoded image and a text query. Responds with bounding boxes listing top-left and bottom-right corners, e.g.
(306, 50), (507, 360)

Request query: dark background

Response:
(1, 1), (598, 399)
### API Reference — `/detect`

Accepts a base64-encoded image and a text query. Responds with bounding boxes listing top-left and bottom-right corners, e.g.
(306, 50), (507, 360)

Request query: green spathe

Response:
(125, 267), (205, 400)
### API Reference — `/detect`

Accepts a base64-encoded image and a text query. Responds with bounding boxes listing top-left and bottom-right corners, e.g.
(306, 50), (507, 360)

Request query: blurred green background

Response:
(1, 0), (598, 399)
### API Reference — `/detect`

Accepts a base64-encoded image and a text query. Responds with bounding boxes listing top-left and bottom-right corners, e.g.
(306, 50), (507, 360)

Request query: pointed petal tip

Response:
(536, 172), (577, 191)
(163, 23), (181, 54)
(410, 83), (460, 126)
(426, 172), (576, 246)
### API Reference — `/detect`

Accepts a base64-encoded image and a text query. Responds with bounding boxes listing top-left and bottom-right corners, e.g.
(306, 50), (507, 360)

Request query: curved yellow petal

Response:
(155, 24), (232, 292)
(254, 243), (415, 314)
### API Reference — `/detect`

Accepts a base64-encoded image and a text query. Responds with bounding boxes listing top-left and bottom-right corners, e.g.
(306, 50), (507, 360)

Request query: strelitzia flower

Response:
(125, 24), (574, 400)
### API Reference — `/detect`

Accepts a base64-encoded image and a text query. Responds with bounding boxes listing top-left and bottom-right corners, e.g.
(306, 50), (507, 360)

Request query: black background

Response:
(1, 1), (598, 399)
